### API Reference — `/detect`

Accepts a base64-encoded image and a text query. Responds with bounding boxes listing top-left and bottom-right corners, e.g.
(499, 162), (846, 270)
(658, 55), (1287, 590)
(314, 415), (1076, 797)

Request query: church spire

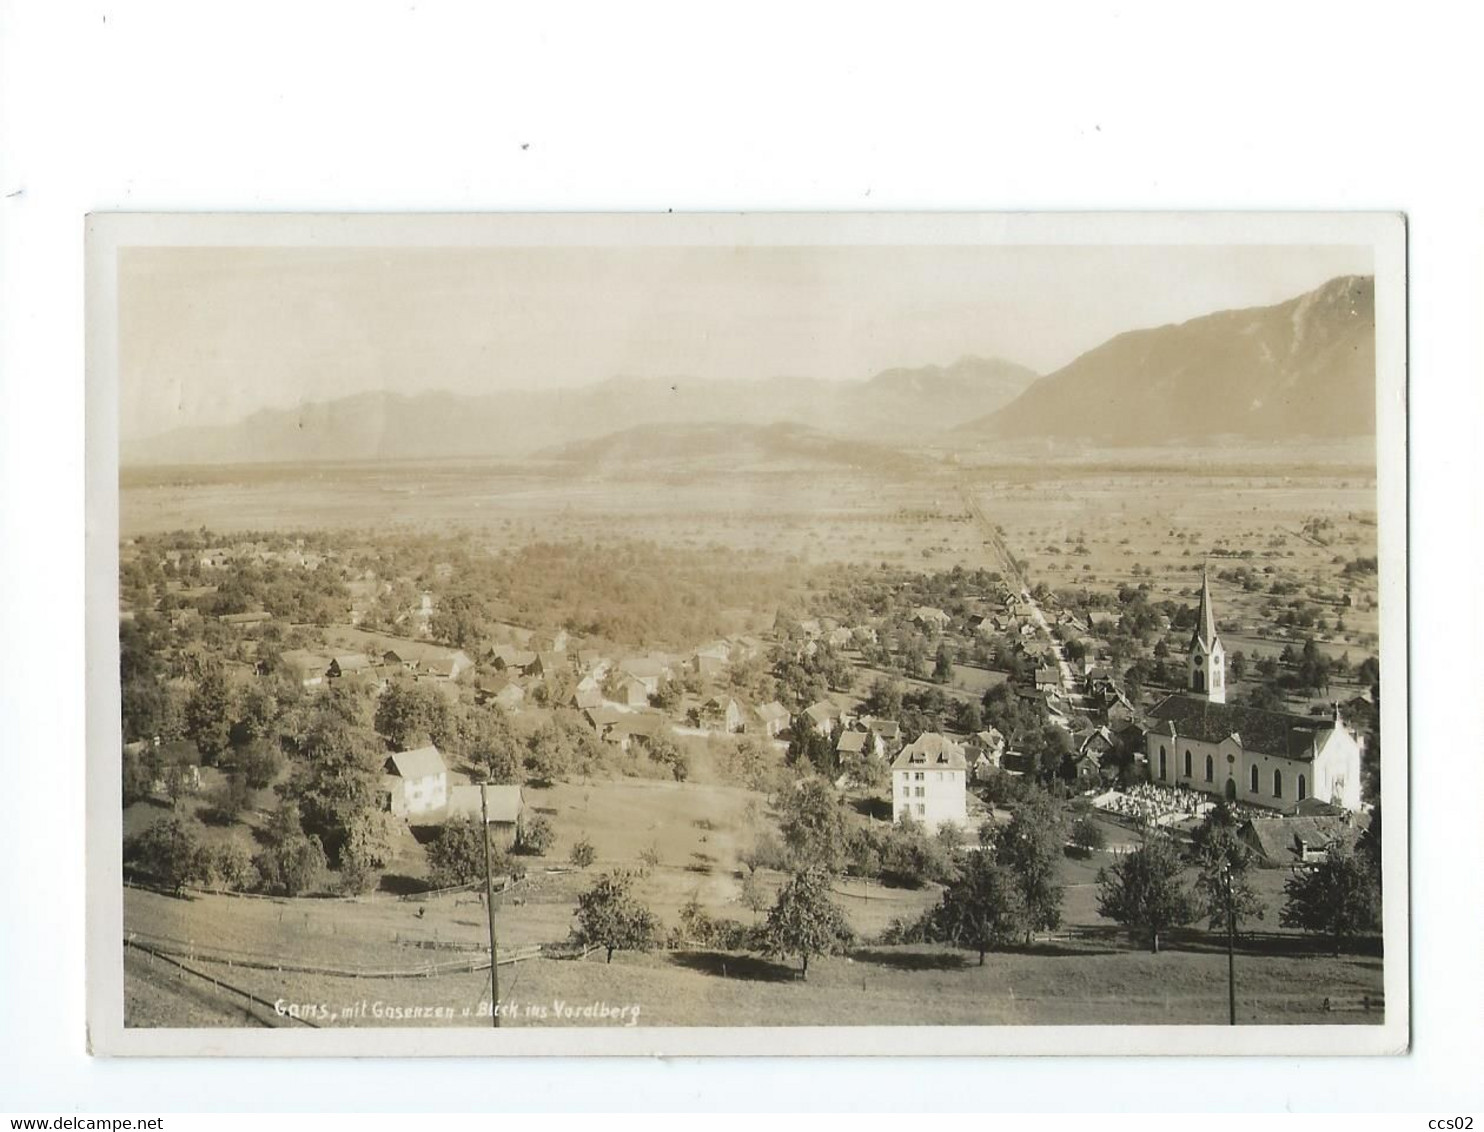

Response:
(1191, 566), (1219, 651)
(1187, 567), (1226, 703)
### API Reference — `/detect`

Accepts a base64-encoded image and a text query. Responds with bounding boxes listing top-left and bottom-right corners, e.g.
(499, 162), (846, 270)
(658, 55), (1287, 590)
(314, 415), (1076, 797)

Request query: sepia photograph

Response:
(84, 212), (1407, 1057)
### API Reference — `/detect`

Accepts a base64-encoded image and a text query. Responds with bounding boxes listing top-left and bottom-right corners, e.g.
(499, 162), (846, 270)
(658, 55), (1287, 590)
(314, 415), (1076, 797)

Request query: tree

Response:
(778, 776), (850, 873)
(998, 788), (1066, 942)
(1068, 815), (1107, 855)
(737, 869), (769, 924)
(516, 812), (555, 856)
(251, 802), (328, 897)
(283, 709), (385, 866)
(374, 678), (454, 751)
(569, 836), (597, 869)
(427, 815), (491, 889)
(933, 643), (954, 684)
(234, 736), (285, 790)
(933, 851), (1026, 964)
(1280, 837), (1380, 956)
(574, 871), (658, 963)
(184, 667), (236, 766)
(458, 703), (521, 783)
(646, 734), (690, 782)
(1095, 833), (1194, 953)
(762, 866), (854, 980)
(125, 817), (209, 896)
(1191, 803), (1265, 935)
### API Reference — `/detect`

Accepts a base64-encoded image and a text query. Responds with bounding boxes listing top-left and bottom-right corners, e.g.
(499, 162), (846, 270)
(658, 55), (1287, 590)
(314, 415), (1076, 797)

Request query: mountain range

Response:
(965, 274), (1376, 444)
(123, 275), (1376, 465)
(124, 355), (1037, 466)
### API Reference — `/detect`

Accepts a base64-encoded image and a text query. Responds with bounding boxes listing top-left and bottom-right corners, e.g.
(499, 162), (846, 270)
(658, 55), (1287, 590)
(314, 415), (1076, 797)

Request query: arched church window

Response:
(1159, 747), (1167, 779)
(1298, 774), (1307, 802)
(1273, 769), (1283, 798)
(1183, 750), (1192, 777)
(1250, 765), (1259, 793)
(1204, 754), (1213, 782)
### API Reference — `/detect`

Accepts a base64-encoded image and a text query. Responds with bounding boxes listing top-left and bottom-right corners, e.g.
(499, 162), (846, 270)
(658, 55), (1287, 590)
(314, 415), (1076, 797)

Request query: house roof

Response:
(1241, 814), (1369, 864)
(892, 732), (967, 771)
(331, 653), (371, 672)
(387, 745), (447, 780)
(1147, 694), (1340, 760)
(620, 658), (666, 679)
(447, 783), (523, 824)
(804, 700), (842, 723)
(573, 686), (604, 710)
(756, 701), (789, 724)
(836, 731), (869, 755)
(1035, 666), (1060, 685)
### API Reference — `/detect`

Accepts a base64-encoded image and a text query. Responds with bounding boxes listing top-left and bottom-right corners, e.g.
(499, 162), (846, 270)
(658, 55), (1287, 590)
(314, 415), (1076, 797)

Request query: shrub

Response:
(516, 813), (554, 856)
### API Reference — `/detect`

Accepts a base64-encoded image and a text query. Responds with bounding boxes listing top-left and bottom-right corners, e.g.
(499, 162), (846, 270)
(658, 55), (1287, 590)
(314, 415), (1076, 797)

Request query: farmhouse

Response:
(383, 745), (449, 818)
(1034, 666), (1060, 692)
(1239, 812), (1371, 867)
(1145, 574), (1363, 811)
(911, 606), (951, 632)
(219, 611), (272, 629)
(279, 650), (330, 688)
(327, 653), (372, 678)
(691, 641), (732, 676)
(619, 657), (668, 696)
(755, 701), (790, 737)
(836, 729), (884, 760)
(702, 695), (745, 734)
(802, 699), (842, 738)
(891, 733), (967, 831)
(446, 783), (525, 848)
(614, 675), (651, 708)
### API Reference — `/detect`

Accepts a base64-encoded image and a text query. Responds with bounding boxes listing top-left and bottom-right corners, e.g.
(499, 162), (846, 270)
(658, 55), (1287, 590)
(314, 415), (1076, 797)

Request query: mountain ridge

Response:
(961, 275), (1376, 444)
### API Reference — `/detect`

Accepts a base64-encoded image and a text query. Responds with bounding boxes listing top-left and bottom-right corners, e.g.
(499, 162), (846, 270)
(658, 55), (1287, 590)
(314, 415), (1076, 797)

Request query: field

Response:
(118, 441), (1385, 1030)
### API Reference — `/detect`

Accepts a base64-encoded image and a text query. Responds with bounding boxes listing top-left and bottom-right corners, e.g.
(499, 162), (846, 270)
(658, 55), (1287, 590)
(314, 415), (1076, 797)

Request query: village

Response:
(117, 513), (1384, 1028)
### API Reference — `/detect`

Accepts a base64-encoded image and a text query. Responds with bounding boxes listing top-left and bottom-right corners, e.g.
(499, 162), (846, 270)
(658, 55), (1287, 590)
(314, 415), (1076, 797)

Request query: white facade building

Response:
(891, 733), (968, 831)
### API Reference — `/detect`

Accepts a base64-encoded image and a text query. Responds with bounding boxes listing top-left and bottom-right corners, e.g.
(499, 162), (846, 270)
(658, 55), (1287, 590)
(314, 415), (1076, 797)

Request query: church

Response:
(1144, 573), (1363, 812)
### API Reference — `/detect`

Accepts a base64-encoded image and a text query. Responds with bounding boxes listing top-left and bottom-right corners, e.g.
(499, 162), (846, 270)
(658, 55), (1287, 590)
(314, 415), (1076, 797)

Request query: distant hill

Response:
(963, 276), (1376, 444)
(545, 420), (919, 476)
(124, 355), (1037, 465)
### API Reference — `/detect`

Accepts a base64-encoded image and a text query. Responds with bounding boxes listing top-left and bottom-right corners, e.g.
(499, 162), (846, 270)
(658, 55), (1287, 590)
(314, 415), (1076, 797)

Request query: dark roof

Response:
(1147, 694), (1335, 760)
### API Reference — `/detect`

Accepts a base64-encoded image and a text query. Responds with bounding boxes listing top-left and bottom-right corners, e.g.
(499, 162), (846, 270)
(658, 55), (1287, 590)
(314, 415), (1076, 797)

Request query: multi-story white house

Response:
(383, 745), (449, 817)
(1146, 574), (1363, 811)
(891, 733), (967, 831)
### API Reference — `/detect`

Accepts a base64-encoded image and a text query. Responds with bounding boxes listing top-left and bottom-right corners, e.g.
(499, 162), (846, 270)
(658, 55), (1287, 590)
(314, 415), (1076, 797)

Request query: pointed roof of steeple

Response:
(1191, 568), (1219, 651)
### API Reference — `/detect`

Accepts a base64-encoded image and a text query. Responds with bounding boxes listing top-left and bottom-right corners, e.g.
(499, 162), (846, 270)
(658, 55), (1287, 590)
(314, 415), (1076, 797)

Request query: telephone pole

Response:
(1225, 866), (1237, 1026)
(480, 782), (500, 1028)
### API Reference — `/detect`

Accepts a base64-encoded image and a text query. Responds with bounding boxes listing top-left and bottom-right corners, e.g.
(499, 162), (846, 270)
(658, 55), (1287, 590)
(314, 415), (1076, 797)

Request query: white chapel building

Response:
(1145, 573), (1363, 811)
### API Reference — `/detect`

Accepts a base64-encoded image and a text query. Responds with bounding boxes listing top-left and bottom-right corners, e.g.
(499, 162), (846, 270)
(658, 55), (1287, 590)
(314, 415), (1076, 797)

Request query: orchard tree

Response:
(1280, 838), (1380, 956)
(458, 702), (520, 783)
(284, 709), (385, 865)
(569, 836), (597, 869)
(998, 787), (1066, 943)
(933, 851), (1025, 965)
(251, 801), (328, 897)
(375, 678), (455, 751)
(1191, 803), (1265, 936)
(126, 816), (210, 896)
(575, 871), (659, 963)
(427, 815), (491, 889)
(184, 667), (236, 766)
(1096, 833), (1194, 953)
(778, 775), (851, 873)
(762, 866), (854, 980)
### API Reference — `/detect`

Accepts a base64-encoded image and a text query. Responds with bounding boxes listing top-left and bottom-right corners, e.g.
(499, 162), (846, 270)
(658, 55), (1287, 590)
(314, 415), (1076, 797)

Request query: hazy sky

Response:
(119, 243), (1372, 441)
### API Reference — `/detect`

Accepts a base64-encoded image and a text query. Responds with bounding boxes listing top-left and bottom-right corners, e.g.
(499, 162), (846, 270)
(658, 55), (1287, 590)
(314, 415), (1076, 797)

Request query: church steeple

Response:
(1188, 568), (1226, 703)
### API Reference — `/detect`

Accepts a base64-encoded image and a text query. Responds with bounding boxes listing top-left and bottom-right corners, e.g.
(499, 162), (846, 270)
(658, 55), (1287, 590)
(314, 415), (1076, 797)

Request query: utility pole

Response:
(480, 782), (500, 1028)
(1225, 865), (1237, 1026)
